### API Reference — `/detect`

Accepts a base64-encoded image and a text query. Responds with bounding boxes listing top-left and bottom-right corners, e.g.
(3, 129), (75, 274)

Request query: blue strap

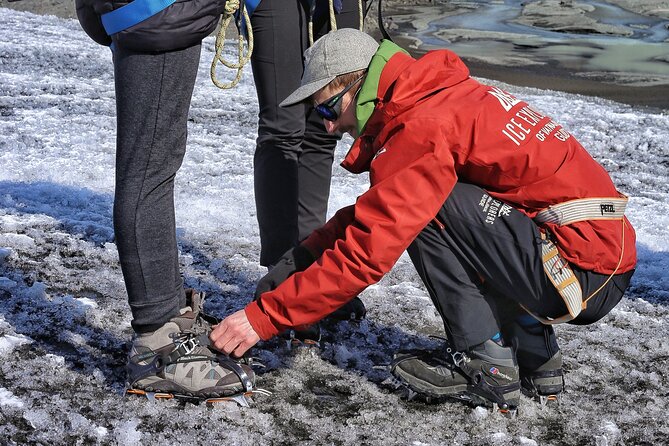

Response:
(101, 0), (177, 35)
(243, 0), (261, 16)
(237, 0), (261, 39)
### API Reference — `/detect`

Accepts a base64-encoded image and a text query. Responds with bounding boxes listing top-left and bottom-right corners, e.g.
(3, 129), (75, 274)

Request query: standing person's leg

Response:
(296, 107), (337, 241)
(113, 44), (201, 333)
(114, 44), (256, 400)
(293, 0), (369, 322)
(251, 0), (311, 267)
(297, 0), (364, 241)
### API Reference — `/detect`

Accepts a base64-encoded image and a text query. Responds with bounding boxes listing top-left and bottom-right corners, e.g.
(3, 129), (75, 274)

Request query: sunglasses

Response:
(314, 74), (365, 121)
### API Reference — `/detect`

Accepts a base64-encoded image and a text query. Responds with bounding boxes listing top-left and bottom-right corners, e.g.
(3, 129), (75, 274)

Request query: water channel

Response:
(389, 0), (669, 85)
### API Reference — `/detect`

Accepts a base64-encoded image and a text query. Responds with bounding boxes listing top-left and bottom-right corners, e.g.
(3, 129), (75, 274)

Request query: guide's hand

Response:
(210, 309), (260, 357)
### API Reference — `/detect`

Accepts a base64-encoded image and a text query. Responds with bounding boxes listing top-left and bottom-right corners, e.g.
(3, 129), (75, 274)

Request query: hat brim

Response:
(279, 76), (335, 107)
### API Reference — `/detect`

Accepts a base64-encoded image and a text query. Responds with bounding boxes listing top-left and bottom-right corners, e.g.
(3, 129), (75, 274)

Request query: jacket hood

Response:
(375, 46), (471, 121)
(344, 44), (471, 174)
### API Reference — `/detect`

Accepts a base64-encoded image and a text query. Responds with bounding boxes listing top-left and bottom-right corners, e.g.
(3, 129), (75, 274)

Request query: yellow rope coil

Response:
(212, 0), (364, 90)
(328, 0), (337, 31)
(210, 0), (254, 90)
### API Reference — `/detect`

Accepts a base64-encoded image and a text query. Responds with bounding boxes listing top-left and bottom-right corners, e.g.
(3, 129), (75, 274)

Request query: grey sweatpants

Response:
(408, 183), (633, 351)
(112, 44), (201, 333)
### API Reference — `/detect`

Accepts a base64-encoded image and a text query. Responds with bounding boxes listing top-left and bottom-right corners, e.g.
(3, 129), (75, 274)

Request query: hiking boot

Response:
(280, 297), (366, 349)
(326, 297), (367, 321)
(391, 339), (521, 410)
(502, 317), (564, 400)
(520, 350), (564, 403)
(183, 288), (219, 337)
(126, 304), (255, 402)
(282, 323), (322, 349)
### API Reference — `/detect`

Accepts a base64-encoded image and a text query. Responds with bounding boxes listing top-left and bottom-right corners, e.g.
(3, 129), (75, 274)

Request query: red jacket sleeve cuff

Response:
(245, 301), (280, 341)
(300, 238), (323, 258)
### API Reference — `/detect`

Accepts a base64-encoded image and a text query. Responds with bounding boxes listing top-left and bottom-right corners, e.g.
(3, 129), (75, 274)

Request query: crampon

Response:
(283, 324), (322, 351)
(125, 342), (272, 407)
(125, 354), (271, 407)
(125, 387), (272, 407)
(388, 341), (521, 417)
(383, 374), (518, 417)
(521, 369), (564, 407)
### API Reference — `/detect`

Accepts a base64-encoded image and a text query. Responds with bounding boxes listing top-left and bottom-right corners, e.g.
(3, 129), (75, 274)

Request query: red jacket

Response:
(245, 48), (637, 340)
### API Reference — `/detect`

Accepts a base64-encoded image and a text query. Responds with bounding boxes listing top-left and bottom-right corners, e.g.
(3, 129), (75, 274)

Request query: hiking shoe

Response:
(326, 297), (367, 321)
(126, 304), (254, 401)
(391, 339), (521, 410)
(502, 318), (564, 399)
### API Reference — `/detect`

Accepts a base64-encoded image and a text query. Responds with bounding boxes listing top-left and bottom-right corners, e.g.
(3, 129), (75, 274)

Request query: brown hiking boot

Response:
(126, 294), (256, 403)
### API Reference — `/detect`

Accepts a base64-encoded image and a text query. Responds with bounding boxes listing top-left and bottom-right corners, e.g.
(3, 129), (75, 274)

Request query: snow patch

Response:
(0, 387), (24, 408)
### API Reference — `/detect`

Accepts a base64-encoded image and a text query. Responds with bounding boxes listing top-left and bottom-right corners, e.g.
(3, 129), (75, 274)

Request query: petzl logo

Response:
(489, 367), (499, 375)
(600, 203), (615, 215)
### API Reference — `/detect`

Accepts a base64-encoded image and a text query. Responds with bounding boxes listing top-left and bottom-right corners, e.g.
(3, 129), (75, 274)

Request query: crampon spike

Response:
(405, 388), (418, 401)
(125, 388), (173, 401)
(539, 393), (561, 406)
(381, 376), (403, 390)
(493, 403), (518, 418)
(287, 338), (321, 354)
(206, 388), (273, 407)
(206, 393), (251, 407)
(126, 387), (271, 407)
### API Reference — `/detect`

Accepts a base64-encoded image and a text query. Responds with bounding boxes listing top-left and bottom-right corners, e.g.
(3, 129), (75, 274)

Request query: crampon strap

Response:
(215, 354), (254, 393)
(126, 334), (207, 386)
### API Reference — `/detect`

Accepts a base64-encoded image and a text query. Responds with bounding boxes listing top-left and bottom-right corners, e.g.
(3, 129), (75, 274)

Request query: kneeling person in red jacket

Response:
(211, 29), (636, 410)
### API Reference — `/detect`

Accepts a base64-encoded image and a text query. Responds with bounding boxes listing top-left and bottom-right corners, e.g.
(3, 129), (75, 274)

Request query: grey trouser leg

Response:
(113, 44), (201, 333)
(408, 183), (633, 350)
(250, 0), (363, 266)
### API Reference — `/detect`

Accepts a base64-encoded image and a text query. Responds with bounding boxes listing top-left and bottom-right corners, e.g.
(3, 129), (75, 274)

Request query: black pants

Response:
(113, 44), (201, 333)
(407, 183), (634, 351)
(250, 0), (363, 266)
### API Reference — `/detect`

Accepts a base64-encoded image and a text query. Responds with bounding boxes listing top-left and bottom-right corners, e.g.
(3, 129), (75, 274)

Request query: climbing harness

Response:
(526, 194), (629, 324)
